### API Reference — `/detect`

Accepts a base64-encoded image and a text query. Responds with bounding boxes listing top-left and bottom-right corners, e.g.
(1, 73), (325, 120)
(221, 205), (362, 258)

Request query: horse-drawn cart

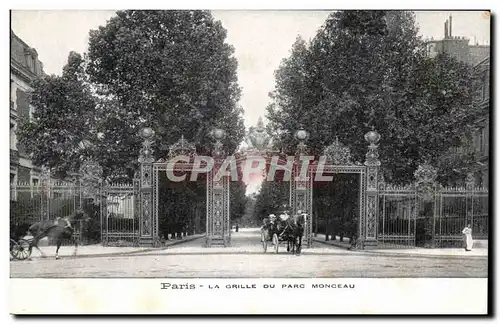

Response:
(260, 214), (304, 254)
(260, 226), (281, 253)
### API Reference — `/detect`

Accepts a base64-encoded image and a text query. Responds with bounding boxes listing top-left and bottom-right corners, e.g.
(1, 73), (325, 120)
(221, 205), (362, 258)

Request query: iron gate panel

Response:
(101, 183), (139, 246)
(472, 192), (489, 239)
(378, 185), (417, 248)
(434, 192), (467, 248)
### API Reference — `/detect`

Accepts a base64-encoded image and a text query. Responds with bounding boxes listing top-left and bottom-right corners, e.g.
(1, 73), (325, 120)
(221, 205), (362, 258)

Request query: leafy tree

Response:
(267, 10), (481, 184)
(230, 180), (248, 223)
(17, 52), (97, 178)
(19, 10), (248, 238)
(86, 10), (245, 167)
(240, 193), (257, 227)
(253, 180), (290, 221)
(21, 10), (246, 180)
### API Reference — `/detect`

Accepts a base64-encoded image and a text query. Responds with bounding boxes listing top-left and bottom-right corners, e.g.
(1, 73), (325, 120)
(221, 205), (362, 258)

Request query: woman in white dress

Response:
(462, 224), (473, 251)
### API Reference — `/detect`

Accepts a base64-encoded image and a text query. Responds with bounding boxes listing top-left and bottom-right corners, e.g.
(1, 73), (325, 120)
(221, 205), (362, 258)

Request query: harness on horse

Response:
(54, 218), (72, 229)
(279, 224), (292, 239)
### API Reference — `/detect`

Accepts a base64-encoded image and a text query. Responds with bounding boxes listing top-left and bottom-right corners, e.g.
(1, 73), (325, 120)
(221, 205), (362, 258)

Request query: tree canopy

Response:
(20, 10), (246, 180)
(86, 10), (245, 175)
(17, 52), (97, 178)
(18, 10), (249, 234)
(267, 10), (481, 184)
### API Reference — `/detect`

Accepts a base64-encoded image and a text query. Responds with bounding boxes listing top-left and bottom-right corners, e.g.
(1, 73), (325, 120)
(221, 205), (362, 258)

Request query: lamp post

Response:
(294, 127), (310, 156)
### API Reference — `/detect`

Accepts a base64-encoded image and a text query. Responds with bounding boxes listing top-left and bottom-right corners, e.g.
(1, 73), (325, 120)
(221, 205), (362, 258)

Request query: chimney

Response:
(445, 20), (449, 38)
(449, 15), (453, 37)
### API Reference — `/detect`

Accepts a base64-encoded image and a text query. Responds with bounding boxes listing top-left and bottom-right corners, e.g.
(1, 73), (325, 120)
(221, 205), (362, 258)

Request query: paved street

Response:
(10, 229), (487, 278)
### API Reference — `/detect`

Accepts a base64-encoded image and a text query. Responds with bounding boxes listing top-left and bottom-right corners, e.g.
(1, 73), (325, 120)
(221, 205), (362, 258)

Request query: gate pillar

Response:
(206, 128), (231, 247)
(138, 127), (156, 247)
(363, 128), (381, 249)
(292, 128), (313, 248)
(465, 172), (475, 230)
(40, 167), (51, 222)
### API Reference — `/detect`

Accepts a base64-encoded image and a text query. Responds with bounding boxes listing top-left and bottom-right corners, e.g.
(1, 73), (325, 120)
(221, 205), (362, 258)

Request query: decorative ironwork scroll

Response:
(414, 163), (438, 200)
(244, 117), (274, 152)
(168, 135), (197, 160)
(465, 172), (475, 191)
(79, 161), (103, 200)
(324, 137), (353, 165)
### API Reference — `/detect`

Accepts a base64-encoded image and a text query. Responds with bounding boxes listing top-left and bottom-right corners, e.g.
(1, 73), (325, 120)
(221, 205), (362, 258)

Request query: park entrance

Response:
(10, 120), (488, 250)
(132, 120), (383, 249)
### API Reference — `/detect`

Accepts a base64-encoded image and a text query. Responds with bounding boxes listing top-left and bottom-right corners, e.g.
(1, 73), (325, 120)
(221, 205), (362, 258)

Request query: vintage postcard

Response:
(7, 7), (490, 315)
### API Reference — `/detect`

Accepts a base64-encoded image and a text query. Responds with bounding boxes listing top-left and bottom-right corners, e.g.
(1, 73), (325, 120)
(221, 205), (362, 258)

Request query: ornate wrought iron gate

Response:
(101, 180), (140, 246)
(131, 123), (488, 250)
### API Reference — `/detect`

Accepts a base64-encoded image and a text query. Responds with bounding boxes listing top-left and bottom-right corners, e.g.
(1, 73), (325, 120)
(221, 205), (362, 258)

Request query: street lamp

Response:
(294, 126), (309, 155)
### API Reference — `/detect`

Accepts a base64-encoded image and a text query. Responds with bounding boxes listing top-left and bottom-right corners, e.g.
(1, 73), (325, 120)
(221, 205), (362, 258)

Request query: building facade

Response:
(425, 16), (490, 187)
(472, 56), (490, 187)
(425, 15), (490, 66)
(10, 30), (45, 186)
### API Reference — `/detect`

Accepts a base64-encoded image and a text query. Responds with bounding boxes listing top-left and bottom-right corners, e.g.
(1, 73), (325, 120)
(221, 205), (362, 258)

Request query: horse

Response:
(281, 214), (305, 255)
(27, 209), (89, 260)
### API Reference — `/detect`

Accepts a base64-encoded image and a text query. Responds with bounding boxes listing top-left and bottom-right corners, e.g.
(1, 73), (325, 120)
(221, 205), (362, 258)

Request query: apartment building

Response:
(10, 30), (45, 186)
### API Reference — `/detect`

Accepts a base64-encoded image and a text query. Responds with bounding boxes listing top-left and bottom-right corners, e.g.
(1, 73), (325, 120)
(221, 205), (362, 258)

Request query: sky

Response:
(10, 10), (491, 194)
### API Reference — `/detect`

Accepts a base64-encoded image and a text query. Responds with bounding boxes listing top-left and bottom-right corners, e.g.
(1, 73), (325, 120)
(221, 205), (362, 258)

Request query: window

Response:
(30, 177), (39, 198)
(475, 127), (487, 155)
(10, 123), (16, 150)
(10, 173), (17, 201)
(474, 128), (485, 154)
(426, 43), (437, 58)
(29, 105), (34, 121)
(10, 79), (16, 109)
(482, 127), (488, 154)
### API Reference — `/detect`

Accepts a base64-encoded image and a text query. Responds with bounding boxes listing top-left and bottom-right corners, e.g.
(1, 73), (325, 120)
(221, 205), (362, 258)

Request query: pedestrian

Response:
(235, 224), (239, 232)
(462, 224), (473, 251)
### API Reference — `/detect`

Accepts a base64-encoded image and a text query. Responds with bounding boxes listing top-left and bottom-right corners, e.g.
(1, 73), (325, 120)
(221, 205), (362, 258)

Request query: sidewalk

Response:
(364, 247), (487, 257)
(313, 234), (488, 258)
(18, 234), (205, 259)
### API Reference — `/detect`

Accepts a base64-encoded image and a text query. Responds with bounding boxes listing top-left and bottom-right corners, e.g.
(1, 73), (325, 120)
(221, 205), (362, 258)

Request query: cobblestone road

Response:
(10, 229), (488, 278)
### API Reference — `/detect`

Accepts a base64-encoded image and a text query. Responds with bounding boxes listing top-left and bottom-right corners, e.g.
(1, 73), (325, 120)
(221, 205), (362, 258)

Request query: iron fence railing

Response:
(378, 184), (489, 249)
(378, 184), (417, 248)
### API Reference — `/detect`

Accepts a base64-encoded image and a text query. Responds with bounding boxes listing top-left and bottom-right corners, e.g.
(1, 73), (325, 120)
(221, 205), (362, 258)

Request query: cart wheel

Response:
(273, 233), (279, 254)
(261, 232), (268, 252)
(12, 239), (32, 260)
(10, 239), (19, 259)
